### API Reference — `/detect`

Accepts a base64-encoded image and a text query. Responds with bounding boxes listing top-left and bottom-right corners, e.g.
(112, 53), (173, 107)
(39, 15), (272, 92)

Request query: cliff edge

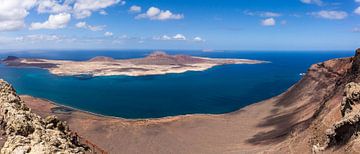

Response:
(0, 80), (87, 153)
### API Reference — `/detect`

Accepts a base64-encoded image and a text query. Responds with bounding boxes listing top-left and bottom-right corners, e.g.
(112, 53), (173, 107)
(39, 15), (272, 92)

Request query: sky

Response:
(0, 0), (359, 51)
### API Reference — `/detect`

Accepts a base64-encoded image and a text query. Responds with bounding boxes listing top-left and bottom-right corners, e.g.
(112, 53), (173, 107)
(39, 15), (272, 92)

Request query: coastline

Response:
(20, 94), (231, 123)
(2, 52), (268, 77)
(15, 54), (354, 153)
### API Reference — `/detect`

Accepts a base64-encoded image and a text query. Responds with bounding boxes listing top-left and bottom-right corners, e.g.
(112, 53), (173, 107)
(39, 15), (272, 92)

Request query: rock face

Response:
(320, 82), (360, 149)
(341, 82), (360, 117)
(0, 79), (87, 153)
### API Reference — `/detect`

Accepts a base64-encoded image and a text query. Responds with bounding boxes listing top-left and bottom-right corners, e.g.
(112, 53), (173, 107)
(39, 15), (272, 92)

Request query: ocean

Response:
(0, 50), (353, 119)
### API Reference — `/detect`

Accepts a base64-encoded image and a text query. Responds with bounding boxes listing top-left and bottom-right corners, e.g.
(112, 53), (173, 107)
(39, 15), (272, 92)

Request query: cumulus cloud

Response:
(160, 35), (171, 40)
(73, 0), (123, 19)
(15, 34), (61, 42)
(261, 12), (282, 17)
(244, 11), (281, 17)
(99, 10), (108, 15)
(30, 13), (71, 30)
(173, 34), (186, 40)
(0, 0), (121, 31)
(311, 10), (348, 20)
(153, 34), (205, 42)
(36, 0), (121, 18)
(193, 37), (205, 42)
(261, 18), (276, 26)
(129, 5), (141, 13)
(353, 27), (360, 32)
(153, 34), (188, 41)
(355, 7), (360, 15)
(136, 7), (184, 21)
(300, 0), (323, 6)
(75, 22), (105, 31)
(0, 0), (37, 31)
(37, 0), (72, 14)
(104, 31), (113, 36)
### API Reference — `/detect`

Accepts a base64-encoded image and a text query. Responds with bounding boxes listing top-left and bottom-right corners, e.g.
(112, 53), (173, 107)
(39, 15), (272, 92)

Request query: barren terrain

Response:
(2, 51), (267, 77)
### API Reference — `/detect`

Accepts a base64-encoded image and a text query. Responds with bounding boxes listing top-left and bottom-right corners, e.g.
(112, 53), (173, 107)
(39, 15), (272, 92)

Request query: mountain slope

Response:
(3, 49), (360, 153)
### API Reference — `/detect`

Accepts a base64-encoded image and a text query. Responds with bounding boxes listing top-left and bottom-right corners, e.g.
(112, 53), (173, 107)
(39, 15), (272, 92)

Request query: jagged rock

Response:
(0, 79), (87, 154)
(316, 82), (360, 151)
(341, 82), (360, 117)
(351, 49), (360, 75)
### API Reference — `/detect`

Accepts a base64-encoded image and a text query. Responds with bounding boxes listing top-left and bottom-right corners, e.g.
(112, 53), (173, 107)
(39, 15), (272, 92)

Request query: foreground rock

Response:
(312, 82), (360, 152)
(2, 51), (267, 77)
(0, 80), (87, 153)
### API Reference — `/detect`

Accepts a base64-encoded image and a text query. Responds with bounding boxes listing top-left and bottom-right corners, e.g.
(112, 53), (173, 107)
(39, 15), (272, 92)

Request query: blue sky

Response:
(0, 0), (359, 51)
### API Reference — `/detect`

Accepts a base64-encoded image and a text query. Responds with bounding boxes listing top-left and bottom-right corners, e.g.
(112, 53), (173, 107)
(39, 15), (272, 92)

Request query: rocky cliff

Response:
(0, 80), (87, 153)
(269, 48), (360, 153)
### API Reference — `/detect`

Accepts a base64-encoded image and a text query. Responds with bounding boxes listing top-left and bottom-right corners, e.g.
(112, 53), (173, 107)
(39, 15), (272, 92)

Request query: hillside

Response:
(1, 52), (266, 77)
(1, 49), (360, 153)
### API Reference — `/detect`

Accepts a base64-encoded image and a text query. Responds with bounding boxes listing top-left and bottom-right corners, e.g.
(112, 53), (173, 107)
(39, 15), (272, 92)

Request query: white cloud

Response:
(136, 7), (184, 21)
(0, 0), (37, 31)
(353, 27), (360, 32)
(355, 7), (360, 15)
(244, 10), (281, 17)
(16, 34), (61, 42)
(120, 1), (126, 6)
(104, 31), (113, 36)
(261, 18), (276, 26)
(75, 22), (105, 31)
(153, 34), (188, 41)
(161, 35), (171, 40)
(37, 0), (72, 14)
(300, 0), (323, 6)
(129, 5), (141, 13)
(311, 10), (348, 20)
(73, 0), (122, 19)
(193, 37), (205, 42)
(173, 34), (186, 40)
(261, 12), (282, 17)
(99, 10), (108, 15)
(30, 13), (71, 30)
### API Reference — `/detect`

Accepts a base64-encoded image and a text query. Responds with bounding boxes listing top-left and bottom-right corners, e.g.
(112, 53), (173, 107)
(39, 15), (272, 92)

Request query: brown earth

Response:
(1, 51), (267, 77)
(9, 49), (360, 153)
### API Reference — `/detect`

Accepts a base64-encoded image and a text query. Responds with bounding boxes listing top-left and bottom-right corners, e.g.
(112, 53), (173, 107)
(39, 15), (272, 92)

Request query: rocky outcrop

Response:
(340, 82), (360, 117)
(312, 82), (360, 152)
(0, 79), (87, 153)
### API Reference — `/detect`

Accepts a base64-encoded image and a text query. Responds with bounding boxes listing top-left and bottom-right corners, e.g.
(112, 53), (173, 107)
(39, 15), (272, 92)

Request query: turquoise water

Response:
(0, 50), (354, 118)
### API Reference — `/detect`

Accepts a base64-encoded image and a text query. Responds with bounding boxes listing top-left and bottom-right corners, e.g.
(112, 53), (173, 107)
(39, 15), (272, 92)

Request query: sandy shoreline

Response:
(21, 94), (211, 123)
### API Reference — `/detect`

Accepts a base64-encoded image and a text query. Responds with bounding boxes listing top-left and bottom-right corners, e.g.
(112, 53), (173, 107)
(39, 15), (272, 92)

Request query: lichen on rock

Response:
(0, 79), (87, 154)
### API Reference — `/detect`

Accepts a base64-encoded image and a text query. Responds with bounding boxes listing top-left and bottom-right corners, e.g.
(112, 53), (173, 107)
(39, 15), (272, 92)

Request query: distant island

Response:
(1, 51), (268, 77)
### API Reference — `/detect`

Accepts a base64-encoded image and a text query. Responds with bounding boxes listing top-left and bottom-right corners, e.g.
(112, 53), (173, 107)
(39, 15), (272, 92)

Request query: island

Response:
(1, 51), (267, 77)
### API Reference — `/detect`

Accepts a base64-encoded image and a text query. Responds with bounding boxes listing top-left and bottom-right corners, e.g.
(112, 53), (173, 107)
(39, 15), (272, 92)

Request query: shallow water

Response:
(0, 50), (353, 118)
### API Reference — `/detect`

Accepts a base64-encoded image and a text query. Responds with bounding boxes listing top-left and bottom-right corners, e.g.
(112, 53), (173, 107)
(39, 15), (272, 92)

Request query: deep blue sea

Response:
(0, 50), (354, 119)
